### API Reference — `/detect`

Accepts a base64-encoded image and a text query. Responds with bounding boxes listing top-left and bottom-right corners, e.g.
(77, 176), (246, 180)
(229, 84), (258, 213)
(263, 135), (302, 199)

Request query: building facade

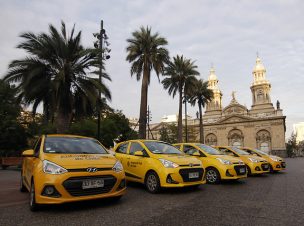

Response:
(150, 56), (287, 157)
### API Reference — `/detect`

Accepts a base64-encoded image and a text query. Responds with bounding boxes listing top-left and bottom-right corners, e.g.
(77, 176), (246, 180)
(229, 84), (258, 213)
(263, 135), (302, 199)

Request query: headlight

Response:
(269, 157), (280, 162)
(248, 157), (259, 163)
(216, 158), (232, 165)
(113, 161), (123, 172)
(159, 159), (179, 168)
(43, 160), (67, 175)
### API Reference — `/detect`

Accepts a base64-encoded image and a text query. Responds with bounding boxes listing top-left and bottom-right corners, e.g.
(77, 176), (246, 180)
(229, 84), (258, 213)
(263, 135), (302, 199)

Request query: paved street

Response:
(0, 158), (304, 226)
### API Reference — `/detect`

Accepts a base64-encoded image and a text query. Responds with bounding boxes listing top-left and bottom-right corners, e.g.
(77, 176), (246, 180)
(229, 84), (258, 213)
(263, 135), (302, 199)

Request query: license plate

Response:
(239, 168), (245, 173)
(189, 172), (199, 178)
(82, 179), (104, 189)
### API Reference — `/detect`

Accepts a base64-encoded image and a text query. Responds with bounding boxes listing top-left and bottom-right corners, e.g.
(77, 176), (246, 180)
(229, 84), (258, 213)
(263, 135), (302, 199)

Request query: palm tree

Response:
(188, 79), (213, 143)
(4, 21), (111, 133)
(162, 55), (199, 142)
(126, 26), (169, 139)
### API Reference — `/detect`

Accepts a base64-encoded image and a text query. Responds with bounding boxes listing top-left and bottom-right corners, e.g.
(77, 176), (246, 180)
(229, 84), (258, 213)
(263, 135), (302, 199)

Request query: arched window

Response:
(205, 133), (217, 146)
(228, 129), (244, 147)
(256, 130), (271, 154)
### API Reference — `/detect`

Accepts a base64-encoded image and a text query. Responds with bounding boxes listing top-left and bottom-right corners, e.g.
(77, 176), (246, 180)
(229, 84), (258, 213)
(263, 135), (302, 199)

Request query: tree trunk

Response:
(178, 86), (183, 142)
(199, 103), (204, 143)
(56, 110), (71, 133)
(138, 65), (149, 139)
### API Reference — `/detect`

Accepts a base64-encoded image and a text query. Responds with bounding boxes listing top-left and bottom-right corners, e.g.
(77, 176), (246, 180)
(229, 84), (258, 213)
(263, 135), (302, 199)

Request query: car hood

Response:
(43, 153), (118, 168)
(242, 155), (266, 162)
(157, 154), (202, 166)
(209, 155), (243, 163)
(268, 155), (283, 161)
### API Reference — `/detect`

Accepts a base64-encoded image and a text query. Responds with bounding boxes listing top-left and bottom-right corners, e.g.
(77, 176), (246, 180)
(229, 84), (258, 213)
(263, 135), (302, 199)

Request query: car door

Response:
(24, 137), (42, 187)
(124, 141), (149, 182)
(114, 142), (130, 167)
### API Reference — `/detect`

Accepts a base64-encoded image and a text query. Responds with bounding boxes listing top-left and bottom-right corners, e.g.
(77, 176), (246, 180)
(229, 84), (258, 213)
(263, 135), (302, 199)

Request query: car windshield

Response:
(231, 147), (250, 155)
(44, 137), (108, 154)
(144, 141), (183, 155)
(196, 144), (224, 155)
(253, 149), (269, 156)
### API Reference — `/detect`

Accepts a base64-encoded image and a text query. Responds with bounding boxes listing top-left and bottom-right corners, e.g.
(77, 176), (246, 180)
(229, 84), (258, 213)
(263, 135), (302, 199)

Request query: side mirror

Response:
(192, 152), (201, 157)
(134, 150), (144, 157)
(22, 149), (35, 157)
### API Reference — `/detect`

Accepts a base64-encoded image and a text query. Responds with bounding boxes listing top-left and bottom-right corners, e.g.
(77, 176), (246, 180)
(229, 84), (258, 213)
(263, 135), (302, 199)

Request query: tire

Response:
(145, 171), (161, 193)
(269, 165), (274, 173)
(246, 165), (252, 176)
(29, 180), (39, 211)
(206, 168), (221, 184)
(20, 174), (27, 192)
(2, 165), (8, 170)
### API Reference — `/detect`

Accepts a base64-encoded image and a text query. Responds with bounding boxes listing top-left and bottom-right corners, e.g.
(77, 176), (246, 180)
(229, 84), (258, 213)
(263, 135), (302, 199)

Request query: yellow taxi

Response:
(215, 146), (270, 175)
(20, 134), (126, 211)
(173, 143), (247, 184)
(240, 147), (286, 172)
(113, 140), (205, 193)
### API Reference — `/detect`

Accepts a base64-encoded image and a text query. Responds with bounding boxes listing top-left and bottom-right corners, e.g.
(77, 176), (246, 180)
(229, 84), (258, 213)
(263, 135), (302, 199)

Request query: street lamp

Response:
(93, 20), (111, 141)
(183, 93), (188, 142)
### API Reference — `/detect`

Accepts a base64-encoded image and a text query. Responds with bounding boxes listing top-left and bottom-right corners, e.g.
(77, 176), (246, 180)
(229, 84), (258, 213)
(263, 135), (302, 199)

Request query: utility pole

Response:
(93, 20), (110, 141)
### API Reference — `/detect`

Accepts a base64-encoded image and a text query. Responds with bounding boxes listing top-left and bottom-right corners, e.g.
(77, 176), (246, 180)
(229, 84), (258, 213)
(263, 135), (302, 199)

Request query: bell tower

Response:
(250, 55), (275, 115)
(204, 66), (222, 119)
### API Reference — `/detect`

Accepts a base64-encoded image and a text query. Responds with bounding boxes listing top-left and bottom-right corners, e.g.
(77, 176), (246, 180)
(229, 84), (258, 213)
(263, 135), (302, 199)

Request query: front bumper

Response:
(34, 171), (126, 204)
(247, 162), (270, 174)
(271, 161), (286, 171)
(159, 167), (206, 188)
(219, 164), (247, 180)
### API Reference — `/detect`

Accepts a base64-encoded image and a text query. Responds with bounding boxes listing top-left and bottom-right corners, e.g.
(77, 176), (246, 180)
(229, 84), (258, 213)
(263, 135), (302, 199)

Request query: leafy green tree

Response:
(159, 123), (178, 144)
(0, 79), (27, 156)
(4, 21), (111, 133)
(162, 55), (199, 142)
(126, 26), (169, 139)
(286, 133), (297, 157)
(188, 79), (213, 143)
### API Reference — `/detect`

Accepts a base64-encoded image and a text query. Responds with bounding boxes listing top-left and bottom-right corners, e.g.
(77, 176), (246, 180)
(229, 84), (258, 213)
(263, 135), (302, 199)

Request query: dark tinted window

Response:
(116, 143), (128, 154)
(184, 145), (201, 156)
(44, 137), (108, 154)
(129, 142), (146, 155)
(34, 138), (42, 156)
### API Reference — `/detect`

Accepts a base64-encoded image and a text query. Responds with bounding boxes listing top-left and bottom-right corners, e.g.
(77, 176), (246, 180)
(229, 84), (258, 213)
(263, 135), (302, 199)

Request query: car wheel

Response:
(246, 165), (252, 176)
(145, 171), (161, 193)
(29, 180), (39, 211)
(20, 174), (27, 192)
(206, 168), (220, 184)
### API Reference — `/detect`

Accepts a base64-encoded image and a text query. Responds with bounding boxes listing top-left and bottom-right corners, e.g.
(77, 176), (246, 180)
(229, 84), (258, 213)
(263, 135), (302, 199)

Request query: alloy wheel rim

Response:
(147, 175), (157, 191)
(206, 170), (217, 183)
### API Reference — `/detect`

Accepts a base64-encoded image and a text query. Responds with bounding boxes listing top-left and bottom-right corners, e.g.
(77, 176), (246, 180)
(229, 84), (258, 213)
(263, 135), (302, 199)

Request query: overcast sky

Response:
(1, 0), (303, 138)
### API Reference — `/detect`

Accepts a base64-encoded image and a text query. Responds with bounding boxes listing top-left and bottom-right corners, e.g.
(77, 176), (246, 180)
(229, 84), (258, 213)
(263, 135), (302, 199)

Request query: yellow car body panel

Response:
(214, 146), (270, 175)
(240, 147), (286, 171)
(21, 134), (126, 205)
(174, 143), (247, 181)
(113, 140), (206, 189)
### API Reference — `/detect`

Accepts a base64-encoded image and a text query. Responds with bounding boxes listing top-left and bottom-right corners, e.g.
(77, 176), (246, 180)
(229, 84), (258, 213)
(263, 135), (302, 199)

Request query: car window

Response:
(129, 142), (147, 156)
(218, 148), (238, 157)
(34, 138), (42, 156)
(116, 143), (128, 154)
(184, 145), (201, 156)
(174, 145), (181, 150)
(44, 137), (108, 154)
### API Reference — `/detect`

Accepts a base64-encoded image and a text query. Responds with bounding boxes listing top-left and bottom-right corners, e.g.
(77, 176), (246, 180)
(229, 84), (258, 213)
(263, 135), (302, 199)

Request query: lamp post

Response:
(93, 20), (110, 141)
(183, 93), (188, 142)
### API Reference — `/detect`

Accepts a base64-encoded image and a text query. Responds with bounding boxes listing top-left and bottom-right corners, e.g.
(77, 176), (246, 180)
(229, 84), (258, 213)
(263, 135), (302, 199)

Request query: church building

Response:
(203, 56), (286, 157)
